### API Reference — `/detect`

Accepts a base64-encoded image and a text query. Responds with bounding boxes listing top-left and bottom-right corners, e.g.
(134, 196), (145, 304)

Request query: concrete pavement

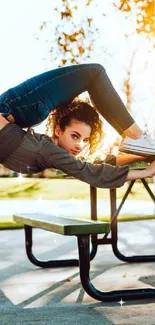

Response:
(0, 198), (155, 217)
(1, 219), (155, 324)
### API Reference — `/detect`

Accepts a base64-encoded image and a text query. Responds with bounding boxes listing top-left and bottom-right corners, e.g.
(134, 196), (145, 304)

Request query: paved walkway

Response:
(0, 198), (155, 217)
(1, 218), (155, 324)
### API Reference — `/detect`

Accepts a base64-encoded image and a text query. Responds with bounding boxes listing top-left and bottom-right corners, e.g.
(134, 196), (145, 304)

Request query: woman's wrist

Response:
(126, 168), (150, 181)
(140, 168), (150, 179)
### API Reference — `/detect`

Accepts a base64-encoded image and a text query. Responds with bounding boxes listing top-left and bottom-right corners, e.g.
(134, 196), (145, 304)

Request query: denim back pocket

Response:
(13, 101), (50, 128)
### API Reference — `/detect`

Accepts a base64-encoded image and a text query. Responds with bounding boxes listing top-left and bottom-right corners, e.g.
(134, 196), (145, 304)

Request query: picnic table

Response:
(13, 155), (155, 302)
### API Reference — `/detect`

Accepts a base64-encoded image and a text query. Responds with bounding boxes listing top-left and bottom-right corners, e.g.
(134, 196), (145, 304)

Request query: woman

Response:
(0, 63), (155, 156)
(0, 97), (155, 189)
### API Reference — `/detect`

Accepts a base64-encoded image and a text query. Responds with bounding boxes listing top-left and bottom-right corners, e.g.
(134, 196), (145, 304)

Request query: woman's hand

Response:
(145, 160), (155, 178)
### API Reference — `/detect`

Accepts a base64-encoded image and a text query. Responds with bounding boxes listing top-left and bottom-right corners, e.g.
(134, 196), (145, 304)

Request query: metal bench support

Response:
(24, 224), (98, 268)
(77, 234), (155, 302)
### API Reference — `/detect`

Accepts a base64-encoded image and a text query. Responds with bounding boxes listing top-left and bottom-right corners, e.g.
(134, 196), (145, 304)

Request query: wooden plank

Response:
(13, 213), (110, 236)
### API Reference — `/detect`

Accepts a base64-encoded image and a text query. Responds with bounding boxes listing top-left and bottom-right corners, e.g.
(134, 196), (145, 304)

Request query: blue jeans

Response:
(0, 63), (134, 133)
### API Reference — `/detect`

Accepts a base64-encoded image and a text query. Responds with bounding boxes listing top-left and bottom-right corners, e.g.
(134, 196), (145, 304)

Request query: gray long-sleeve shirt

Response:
(0, 123), (129, 189)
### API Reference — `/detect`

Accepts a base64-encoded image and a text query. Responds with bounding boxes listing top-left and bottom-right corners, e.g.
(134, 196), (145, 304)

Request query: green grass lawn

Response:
(0, 177), (154, 200)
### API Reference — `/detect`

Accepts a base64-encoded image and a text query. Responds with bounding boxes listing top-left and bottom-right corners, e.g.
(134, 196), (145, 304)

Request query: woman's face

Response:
(54, 119), (91, 156)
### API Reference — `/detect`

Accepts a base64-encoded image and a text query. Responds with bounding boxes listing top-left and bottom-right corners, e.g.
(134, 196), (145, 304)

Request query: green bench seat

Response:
(13, 213), (110, 236)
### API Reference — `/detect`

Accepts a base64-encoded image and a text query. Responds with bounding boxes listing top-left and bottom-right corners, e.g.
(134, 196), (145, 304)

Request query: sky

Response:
(1, 0), (155, 142)
(0, 0), (124, 92)
(0, 0), (57, 91)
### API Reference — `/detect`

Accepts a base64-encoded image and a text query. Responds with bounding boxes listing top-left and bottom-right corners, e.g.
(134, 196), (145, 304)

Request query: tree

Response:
(115, 0), (155, 39)
(123, 50), (136, 111)
(35, 0), (101, 67)
(115, 0), (155, 134)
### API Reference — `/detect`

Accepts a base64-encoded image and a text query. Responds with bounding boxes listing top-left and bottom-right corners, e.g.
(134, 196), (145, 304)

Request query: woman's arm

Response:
(115, 153), (155, 181)
(126, 160), (155, 181)
(37, 136), (155, 188)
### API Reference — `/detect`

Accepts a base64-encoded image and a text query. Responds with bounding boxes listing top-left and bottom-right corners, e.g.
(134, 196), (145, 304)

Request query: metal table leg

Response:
(110, 179), (155, 262)
(90, 179), (155, 263)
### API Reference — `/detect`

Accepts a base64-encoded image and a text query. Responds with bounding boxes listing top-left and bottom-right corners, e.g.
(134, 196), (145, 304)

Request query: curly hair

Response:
(46, 97), (103, 156)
